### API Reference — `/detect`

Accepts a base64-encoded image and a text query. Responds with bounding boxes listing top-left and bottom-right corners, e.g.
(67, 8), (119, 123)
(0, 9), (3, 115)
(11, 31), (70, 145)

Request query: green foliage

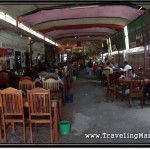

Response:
(71, 52), (87, 62)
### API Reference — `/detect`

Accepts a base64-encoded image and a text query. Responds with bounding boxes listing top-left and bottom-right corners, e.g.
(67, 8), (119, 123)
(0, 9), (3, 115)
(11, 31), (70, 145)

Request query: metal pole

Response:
(144, 10), (149, 78)
(29, 39), (33, 68)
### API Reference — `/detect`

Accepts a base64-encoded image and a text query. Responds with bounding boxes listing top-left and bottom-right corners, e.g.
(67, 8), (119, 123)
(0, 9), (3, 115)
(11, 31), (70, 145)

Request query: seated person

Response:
(57, 68), (63, 79)
(103, 58), (108, 69)
(120, 61), (133, 77)
(114, 63), (119, 69)
(46, 69), (63, 84)
(102, 62), (113, 75)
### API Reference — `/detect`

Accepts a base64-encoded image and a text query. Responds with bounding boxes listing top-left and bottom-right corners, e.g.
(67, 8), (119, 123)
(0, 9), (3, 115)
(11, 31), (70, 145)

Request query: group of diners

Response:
(100, 59), (150, 108)
(6, 65), (68, 90)
(0, 64), (73, 143)
(102, 58), (133, 78)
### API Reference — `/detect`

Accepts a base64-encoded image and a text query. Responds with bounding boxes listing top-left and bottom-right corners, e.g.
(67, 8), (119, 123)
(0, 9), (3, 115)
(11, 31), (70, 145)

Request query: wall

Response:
(113, 50), (144, 74)
(127, 52), (144, 73)
(0, 29), (45, 68)
(113, 53), (124, 66)
(45, 43), (58, 66)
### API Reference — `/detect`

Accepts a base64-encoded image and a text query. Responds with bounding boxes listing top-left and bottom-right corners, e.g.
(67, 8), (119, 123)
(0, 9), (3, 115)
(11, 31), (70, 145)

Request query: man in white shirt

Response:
(120, 61), (132, 77)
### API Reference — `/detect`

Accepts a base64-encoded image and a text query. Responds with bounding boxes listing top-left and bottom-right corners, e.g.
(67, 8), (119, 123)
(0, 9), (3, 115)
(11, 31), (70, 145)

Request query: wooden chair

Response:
(20, 76), (34, 81)
(137, 67), (144, 77)
(27, 87), (53, 143)
(106, 74), (116, 101)
(34, 78), (42, 87)
(127, 68), (134, 78)
(1, 87), (26, 143)
(0, 90), (2, 140)
(129, 77), (145, 108)
(101, 68), (110, 85)
(43, 78), (63, 120)
(118, 70), (126, 77)
(19, 79), (35, 95)
(38, 71), (48, 78)
(45, 76), (58, 80)
(115, 79), (126, 101)
(0, 70), (10, 89)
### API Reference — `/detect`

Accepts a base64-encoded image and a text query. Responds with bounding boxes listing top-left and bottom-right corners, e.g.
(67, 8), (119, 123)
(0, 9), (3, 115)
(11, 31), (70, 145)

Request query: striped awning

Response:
(0, 2), (146, 48)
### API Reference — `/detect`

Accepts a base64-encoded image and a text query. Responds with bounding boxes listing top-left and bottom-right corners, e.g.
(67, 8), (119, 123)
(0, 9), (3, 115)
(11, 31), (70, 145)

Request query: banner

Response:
(0, 48), (8, 56)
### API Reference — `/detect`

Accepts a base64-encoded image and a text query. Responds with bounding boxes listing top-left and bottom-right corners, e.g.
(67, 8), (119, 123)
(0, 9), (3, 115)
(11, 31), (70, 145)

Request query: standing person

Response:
(37, 53), (42, 71)
(63, 63), (68, 73)
(87, 59), (93, 77)
(102, 62), (113, 75)
(78, 59), (84, 72)
(102, 58), (108, 71)
(93, 62), (99, 76)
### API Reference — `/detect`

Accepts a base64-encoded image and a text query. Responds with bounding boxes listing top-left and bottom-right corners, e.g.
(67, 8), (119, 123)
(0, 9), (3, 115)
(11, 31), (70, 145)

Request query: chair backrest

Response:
(38, 71), (48, 78)
(127, 68), (134, 78)
(20, 76), (34, 81)
(19, 79), (35, 94)
(137, 68), (144, 77)
(0, 90), (1, 107)
(108, 74), (116, 88)
(0, 70), (9, 86)
(45, 76), (58, 80)
(130, 77), (145, 91)
(27, 87), (52, 116)
(1, 87), (24, 115)
(43, 78), (60, 92)
(118, 70), (126, 77)
(103, 68), (110, 76)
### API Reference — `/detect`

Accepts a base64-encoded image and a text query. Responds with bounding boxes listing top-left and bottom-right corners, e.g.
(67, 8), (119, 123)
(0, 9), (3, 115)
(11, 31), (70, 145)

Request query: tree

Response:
(71, 52), (87, 62)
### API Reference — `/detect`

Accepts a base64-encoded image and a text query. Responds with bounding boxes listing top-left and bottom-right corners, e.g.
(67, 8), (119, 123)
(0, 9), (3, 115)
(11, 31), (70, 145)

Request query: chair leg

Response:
(3, 123), (7, 143)
(0, 124), (2, 140)
(141, 97), (143, 108)
(50, 123), (53, 143)
(30, 122), (33, 143)
(121, 93), (124, 101)
(23, 122), (26, 143)
(35, 123), (38, 133)
(112, 90), (116, 102)
(59, 100), (62, 120)
(12, 122), (15, 133)
(129, 96), (132, 107)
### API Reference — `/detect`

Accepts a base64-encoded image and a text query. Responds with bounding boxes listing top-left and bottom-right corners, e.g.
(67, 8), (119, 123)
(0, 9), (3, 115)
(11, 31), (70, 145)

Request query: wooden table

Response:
(117, 78), (150, 86)
(115, 78), (150, 101)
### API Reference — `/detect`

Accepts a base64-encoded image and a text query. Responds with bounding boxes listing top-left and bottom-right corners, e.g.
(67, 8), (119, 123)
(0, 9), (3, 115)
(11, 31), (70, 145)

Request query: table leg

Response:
(53, 102), (59, 142)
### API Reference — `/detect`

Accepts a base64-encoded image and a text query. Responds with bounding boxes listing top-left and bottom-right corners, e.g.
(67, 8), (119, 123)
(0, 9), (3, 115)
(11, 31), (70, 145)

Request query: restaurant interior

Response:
(0, 1), (150, 145)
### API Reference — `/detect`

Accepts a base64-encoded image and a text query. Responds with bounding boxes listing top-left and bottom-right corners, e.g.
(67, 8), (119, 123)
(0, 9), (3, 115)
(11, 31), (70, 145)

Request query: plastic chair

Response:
(27, 87), (53, 143)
